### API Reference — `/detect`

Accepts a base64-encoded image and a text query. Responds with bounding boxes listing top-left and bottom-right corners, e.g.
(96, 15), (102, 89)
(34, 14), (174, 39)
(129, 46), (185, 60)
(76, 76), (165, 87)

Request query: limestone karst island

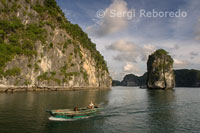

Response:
(0, 0), (200, 133)
(0, 0), (111, 92)
(147, 49), (175, 90)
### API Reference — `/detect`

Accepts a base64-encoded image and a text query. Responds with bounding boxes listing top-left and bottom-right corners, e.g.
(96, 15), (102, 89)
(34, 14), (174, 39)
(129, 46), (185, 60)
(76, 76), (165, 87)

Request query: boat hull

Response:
(47, 107), (102, 120)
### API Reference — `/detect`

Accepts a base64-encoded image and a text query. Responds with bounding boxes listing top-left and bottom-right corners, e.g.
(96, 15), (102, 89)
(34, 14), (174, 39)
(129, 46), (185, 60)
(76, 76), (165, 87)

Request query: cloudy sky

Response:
(56, 0), (200, 80)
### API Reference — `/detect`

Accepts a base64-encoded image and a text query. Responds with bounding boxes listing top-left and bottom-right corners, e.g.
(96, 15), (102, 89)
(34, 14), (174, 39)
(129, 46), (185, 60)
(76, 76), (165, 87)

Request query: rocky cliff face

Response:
(0, 0), (111, 91)
(146, 49), (175, 89)
(120, 73), (147, 86)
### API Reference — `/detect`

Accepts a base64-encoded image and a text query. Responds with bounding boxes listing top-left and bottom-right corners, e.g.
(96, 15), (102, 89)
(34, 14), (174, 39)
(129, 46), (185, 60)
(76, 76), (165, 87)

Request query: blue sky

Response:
(56, 0), (200, 80)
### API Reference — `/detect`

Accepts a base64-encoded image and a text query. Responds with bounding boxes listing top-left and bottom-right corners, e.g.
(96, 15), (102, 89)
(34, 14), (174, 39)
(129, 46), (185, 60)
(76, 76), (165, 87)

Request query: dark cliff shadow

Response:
(145, 89), (177, 133)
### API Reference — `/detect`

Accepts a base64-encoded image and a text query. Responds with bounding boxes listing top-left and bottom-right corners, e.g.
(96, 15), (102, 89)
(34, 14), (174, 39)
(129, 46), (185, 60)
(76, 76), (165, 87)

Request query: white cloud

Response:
(87, 0), (132, 37)
(106, 40), (156, 62)
(173, 59), (189, 68)
(123, 62), (140, 72)
(109, 62), (141, 80)
(109, 69), (125, 80)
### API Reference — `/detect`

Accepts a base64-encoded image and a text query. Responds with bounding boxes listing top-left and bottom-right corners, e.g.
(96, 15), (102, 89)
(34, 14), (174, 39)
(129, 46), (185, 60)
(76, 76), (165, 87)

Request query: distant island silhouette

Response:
(113, 69), (200, 87)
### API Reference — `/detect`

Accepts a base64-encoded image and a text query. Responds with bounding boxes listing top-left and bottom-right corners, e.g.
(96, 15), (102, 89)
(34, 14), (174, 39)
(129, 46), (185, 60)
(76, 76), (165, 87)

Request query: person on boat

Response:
(74, 106), (79, 111)
(88, 101), (94, 109)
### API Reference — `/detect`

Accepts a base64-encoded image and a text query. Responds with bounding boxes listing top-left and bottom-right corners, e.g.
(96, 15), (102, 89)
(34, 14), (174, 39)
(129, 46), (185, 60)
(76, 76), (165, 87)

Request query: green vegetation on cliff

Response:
(31, 0), (108, 72)
(63, 22), (108, 71)
(149, 49), (174, 69)
(0, 17), (44, 77)
(0, 0), (109, 80)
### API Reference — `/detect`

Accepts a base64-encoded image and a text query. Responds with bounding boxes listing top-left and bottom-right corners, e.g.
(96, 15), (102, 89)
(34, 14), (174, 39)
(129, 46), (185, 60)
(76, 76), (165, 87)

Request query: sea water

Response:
(0, 87), (200, 133)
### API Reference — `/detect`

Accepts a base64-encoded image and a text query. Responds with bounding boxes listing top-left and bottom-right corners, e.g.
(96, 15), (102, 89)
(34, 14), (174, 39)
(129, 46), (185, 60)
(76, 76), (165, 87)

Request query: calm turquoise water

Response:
(0, 87), (200, 133)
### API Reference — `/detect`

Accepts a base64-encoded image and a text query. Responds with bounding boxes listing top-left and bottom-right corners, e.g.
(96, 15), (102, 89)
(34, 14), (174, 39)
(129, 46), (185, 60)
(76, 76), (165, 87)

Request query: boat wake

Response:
(48, 116), (94, 121)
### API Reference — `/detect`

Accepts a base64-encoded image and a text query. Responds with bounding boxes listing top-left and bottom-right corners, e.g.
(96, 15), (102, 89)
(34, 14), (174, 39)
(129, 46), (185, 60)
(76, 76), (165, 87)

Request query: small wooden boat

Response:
(46, 106), (103, 120)
(139, 86), (147, 89)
